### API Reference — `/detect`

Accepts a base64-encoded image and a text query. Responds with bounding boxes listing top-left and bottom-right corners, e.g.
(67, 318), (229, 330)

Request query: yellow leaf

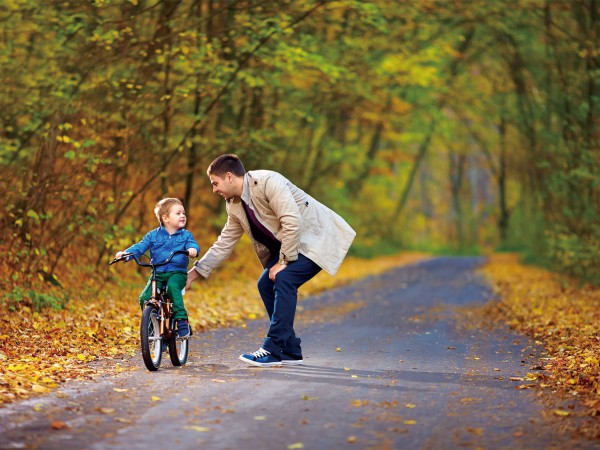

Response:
(404, 403), (416, 409)
(151, 396), (161, 401)
(302, 395), (319, 401)
(184, 425), (210, 432)
(403, 420), (417, 425)
(288, 443), (304, 449)
(115, 418), (132, 424)
(254, 416), (267, 421)
(347, 436), (357, 443)
(553, 409), (570, 417)
(97, 407), (115, 414)
(31, 384), (49, 393)
(113, 388), (128, 393)
(77, 354), (87, 361)
(336, 347), (342, 352)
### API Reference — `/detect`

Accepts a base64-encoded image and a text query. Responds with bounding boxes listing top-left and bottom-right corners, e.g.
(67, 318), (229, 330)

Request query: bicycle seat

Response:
(157, 285), (168, 297)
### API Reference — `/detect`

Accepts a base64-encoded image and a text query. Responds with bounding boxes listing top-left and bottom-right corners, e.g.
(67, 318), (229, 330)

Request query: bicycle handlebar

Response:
(109, 249), (191, 267)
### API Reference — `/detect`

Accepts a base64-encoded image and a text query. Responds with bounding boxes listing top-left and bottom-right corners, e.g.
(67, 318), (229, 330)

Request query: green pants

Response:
(139, 271), (188, 321)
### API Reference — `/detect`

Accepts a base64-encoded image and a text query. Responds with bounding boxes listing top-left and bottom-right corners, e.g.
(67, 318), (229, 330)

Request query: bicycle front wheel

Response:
(140, 305), (162, 371)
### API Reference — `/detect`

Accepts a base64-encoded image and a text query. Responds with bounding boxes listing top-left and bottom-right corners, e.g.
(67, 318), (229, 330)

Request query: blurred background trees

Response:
(1, 0), (598, 301)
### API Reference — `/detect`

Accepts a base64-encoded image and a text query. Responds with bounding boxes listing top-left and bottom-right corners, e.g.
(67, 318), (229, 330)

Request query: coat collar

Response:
(238, 171), (259, 205)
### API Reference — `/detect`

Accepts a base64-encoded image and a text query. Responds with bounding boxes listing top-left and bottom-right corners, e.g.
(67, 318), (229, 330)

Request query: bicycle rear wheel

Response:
(140, 305), (162, 371)
(168, 333), (189, 366)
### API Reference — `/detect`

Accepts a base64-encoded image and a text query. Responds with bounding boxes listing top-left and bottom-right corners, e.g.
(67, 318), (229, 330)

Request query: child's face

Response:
(162, 205), (187, 230)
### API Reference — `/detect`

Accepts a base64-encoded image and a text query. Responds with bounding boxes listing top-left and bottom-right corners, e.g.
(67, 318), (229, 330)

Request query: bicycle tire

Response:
(140, 305), (162, 371)
(168, 333), (189, 366)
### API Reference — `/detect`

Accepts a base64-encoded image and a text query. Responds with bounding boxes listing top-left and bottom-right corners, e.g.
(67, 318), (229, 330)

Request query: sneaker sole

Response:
(281, 359), (303, 365)
(239, 355), (282, 367)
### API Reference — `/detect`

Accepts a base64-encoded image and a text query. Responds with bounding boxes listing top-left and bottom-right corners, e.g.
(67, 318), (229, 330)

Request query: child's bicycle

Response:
(110, 250), (191, 371)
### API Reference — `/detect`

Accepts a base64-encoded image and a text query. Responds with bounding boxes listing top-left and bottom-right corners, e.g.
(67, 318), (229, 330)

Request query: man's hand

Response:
(185, 267), (201, 290)
(269, 263), (287, 281)
(187, 248), (198, 258)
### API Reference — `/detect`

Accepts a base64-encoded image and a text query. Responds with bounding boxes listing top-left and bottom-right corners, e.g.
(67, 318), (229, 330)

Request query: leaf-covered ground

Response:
(0, 247), (427, 406)
(480, 254), (600, 438)
(3, 251), (599, 441)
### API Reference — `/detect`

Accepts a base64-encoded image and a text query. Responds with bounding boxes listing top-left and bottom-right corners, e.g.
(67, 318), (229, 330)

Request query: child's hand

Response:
(115, 251), (125, 259)
(187, 248), (198, 258)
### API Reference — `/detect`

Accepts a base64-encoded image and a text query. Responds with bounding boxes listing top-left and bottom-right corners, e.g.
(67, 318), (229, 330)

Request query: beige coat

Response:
(193, 170), (356, 278)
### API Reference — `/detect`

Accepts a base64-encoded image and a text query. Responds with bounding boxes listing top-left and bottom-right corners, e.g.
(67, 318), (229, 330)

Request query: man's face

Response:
(209, 173), (236, 201)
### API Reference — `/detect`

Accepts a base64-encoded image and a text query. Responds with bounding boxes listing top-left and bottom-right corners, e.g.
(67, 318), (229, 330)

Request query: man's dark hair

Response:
(207, 154), (246, 178)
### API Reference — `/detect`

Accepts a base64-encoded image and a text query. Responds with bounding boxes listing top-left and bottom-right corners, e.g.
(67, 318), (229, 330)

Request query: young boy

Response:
(115, 198), (200, 338)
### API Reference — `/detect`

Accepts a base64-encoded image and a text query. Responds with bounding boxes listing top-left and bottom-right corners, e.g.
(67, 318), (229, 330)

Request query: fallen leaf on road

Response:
(151, 396), (161, 401)
(403, 420), (416, 425)
(212, 379), (226, 383)
(113, 388), (128, 393)
(553, 409), (570, 417)
(254, 416), (267, 420)
(184, 425), (211, 432)
(336, 347), (342, 352)
(114, 418), (132, 424)
(96, 407), (115, 414)
(51, 421), (68, 430)
(516, 384), (537, 390)
(302, 395), (319, 401)
(347, 436), (357, 443)
(31, 384), (49, 393)
(509, 377), (524, 381)
(404, 403), (416, 409)
(350, 399), (368, 407)
(288, 443), (304, 449)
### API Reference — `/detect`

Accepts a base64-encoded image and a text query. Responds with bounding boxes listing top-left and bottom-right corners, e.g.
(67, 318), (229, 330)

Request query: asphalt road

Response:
(0, 257), (596, 449)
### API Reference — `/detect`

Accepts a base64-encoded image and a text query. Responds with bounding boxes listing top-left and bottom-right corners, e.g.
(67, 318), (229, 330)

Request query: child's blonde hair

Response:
(154, 198), (184, 225)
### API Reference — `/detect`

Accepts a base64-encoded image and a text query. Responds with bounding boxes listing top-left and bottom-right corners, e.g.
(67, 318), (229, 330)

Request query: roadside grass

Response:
(0, 247), (428, 406)
(480, 253), (600, 437)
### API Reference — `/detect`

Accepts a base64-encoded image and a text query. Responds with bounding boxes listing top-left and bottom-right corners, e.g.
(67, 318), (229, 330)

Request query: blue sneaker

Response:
(177, 319), (190, 338)
(281, 351), (303, 366)
(239, 348), (282, 367)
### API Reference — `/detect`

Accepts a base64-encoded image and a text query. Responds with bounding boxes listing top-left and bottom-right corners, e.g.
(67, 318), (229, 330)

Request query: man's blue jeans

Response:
(257, 254), (321, 356)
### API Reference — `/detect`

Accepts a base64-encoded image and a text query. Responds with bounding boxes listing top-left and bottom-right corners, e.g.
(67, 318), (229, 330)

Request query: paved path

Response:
(0, 257), (595, 449)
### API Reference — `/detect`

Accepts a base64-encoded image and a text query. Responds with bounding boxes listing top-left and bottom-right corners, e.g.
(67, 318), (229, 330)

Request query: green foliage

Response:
(0, 0), (598, 303)
(543, 225), (600, 286)
(3, 287), (68, 312)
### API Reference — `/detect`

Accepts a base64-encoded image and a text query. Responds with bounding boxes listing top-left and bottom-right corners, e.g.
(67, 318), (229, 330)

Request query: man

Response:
(186, 154), (356, 367)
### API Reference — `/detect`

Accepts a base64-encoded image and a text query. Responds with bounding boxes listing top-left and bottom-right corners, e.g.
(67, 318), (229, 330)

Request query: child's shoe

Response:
(177, 319), (190, 338)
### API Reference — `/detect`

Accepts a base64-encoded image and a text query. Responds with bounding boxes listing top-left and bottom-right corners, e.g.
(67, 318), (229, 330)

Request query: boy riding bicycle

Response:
(115, 198), (199, 338)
